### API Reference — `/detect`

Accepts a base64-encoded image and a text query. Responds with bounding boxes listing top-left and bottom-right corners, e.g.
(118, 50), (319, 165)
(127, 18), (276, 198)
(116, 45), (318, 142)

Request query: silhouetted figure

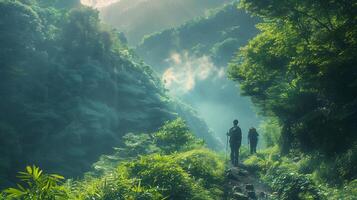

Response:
(248, 127), (259, 154)
(227, 119), (242, 167)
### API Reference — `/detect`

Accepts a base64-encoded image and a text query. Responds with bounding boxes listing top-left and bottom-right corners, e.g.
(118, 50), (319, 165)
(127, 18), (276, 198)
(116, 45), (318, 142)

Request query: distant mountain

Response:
(136, 3), (260, 71)
(99, 0), (231, 45)
(135, 3), (261, 142)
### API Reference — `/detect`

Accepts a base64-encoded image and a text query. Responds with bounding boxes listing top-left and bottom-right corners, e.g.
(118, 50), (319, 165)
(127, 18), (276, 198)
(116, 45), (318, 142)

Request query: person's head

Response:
(233, 119), (238, 126)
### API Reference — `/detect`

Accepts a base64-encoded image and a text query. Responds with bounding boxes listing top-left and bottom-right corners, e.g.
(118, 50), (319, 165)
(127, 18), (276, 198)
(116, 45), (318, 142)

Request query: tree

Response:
(154, 118), (202, 154)
(228, 0), (357, 155)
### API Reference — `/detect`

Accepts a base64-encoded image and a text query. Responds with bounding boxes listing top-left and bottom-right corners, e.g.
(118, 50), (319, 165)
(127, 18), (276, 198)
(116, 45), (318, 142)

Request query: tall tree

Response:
(229, 0), (357, 155)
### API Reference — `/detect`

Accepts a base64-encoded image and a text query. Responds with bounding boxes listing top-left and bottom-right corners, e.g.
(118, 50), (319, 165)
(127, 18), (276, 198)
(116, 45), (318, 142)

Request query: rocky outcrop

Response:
(224, 165), (270, 200)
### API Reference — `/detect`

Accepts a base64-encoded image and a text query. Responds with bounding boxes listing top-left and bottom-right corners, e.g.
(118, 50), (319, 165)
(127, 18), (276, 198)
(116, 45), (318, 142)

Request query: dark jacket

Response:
(228, 125), (242, 145)
(248, 128), (259, 142)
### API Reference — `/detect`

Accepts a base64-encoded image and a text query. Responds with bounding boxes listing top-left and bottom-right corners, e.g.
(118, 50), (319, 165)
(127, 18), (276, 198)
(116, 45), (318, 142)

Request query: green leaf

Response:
(50, 174), (65, 180)
(26, 166), (32, 175)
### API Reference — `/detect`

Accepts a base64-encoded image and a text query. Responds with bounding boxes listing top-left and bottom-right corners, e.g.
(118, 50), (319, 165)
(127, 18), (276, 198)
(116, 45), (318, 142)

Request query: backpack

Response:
(229, 126), (242, 143)
(249, 128), (259, 141)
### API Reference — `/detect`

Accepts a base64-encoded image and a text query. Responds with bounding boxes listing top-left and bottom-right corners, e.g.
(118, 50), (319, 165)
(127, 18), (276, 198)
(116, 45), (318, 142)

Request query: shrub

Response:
(125, 154), (214, 200)
(3, 165), (67, 200)
(153, 118), (203, 154)
(325, 179), (357, 200)
(269, 171), (322, 200)
(174, 148), (225, 191)
(67, 167), (163, 200)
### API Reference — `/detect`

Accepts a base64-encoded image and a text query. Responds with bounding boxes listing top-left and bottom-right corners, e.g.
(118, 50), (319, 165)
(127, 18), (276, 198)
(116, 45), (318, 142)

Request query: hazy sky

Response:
(81, 0), (121, 8)
(81, 0), (261, 145)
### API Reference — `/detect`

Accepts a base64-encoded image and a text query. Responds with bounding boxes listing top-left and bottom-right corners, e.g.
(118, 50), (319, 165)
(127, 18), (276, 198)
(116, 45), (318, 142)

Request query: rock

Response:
(245, 184), (255, 191)
(233, 192), (249, 200)
(238, 169), (249, 177)
(247, 191), (256, 199)
(226, 170), (239, 181)
(259, 191), (267, 198)
(232, 185), (243, 193)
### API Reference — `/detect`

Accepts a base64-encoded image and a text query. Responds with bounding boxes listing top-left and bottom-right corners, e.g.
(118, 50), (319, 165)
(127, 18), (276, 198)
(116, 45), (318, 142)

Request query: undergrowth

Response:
(243, 146), (357, 200)
(1, 118), (225, 200)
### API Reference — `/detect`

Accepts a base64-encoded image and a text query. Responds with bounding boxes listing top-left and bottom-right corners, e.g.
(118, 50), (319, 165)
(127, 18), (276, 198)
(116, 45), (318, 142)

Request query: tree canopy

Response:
(228, 0), (357, 157)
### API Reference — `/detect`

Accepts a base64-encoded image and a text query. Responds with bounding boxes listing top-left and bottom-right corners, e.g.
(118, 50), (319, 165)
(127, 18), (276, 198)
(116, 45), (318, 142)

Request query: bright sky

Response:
(81, 0), (121, 8)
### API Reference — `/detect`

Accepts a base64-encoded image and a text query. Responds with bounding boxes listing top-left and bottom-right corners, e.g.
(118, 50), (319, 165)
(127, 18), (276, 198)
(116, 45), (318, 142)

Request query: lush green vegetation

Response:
(100, 0), (231, 45)
(136, 2), (259, 72)
(135, 2), (261, 143)
(225, 0), (356, 198)
(228, 0), (356, 184)
(229, 0), (356, 157)
(243, 146), (357, 200)
(1, 119), (225, 200)
(0, 0), (220, 188)
(0, 0), (355, 199)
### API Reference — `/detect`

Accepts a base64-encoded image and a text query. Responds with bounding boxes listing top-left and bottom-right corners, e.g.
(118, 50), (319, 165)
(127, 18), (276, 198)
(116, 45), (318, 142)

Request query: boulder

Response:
(247, 191), (256, 199)
(232, 185), (243, 193)
(245, 184), (255, 191)
(233, 192), (249, 200)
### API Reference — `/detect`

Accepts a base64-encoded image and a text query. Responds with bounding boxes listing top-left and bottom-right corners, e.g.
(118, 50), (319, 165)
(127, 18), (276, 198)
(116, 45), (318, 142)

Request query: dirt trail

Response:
(224, 163), (272, 200)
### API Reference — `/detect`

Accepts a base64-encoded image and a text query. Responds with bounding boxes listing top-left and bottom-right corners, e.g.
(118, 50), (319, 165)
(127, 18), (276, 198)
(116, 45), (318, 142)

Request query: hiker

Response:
(248, 127), (259, 154)
(227, 119), (242, 167)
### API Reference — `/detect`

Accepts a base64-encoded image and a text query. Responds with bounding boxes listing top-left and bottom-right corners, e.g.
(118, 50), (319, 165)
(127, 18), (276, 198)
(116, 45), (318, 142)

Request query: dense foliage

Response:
(136, 2), (259, 72)
(135, 2), (261, 143)
(243, 146), (357, 200)
(2, 165), (66, 199)
(0, 0), (220, 188)
(228, 0), (357, 180)
(229, 0), (357, 155)
(1, 119), (225, 200)
(100, 0), (231, 45)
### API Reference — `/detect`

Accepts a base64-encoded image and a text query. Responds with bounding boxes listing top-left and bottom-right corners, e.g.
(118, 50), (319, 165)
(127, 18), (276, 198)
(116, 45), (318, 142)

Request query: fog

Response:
(81, 0), (121, 8)
(85, 0), (261, 145)
(161, 52), (260, 144)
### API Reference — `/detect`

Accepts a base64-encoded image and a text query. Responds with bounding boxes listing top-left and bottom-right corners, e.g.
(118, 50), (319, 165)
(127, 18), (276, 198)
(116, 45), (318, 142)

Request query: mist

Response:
(2, 1), (354, 198)
(161, 51), (260, 144)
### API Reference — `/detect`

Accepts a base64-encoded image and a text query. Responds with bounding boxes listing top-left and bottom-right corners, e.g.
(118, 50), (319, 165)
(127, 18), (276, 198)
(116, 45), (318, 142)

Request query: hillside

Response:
(0, 0), (356, 199)
(135, 3), (261, 143)
(0, 0), (219, 188)
(99, 0), (231, 45)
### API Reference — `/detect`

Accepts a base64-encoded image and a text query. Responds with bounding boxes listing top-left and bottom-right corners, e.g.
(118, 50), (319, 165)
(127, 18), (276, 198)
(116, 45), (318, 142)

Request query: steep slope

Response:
(135, 3), (261, 143)
(99, 0), (231, 45)
(136, 3), (259, 71)
(0, 0), (219, 188)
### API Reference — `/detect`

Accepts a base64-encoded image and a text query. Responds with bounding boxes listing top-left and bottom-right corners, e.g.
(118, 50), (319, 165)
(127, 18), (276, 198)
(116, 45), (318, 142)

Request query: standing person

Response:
(248, 127), (259, 154)
(227, 119), (242, 167)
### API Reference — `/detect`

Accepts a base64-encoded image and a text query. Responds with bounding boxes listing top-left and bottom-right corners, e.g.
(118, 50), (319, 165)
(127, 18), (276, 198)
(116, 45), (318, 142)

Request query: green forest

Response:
(0, 0), (356, 199)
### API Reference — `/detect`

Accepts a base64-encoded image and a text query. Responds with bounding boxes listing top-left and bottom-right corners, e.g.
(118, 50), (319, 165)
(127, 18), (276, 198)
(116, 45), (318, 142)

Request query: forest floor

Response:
(224, 163), (272, 200)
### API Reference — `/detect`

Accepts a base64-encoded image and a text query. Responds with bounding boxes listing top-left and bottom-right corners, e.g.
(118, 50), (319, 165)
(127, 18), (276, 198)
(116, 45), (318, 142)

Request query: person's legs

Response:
(230, 144), (235, 165)
(236, 145), (240, 166)
(250, 142), (254, 154)
(253, 140), (257, 153)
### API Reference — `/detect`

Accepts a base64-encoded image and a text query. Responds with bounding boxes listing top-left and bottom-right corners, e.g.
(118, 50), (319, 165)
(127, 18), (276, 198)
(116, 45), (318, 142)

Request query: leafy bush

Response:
(153, 118), (203, 154)
(125, 154), (215, 200)
(3, 165), (67, 200)
(324, 180), (357, 200)
(243, 146), (280, 172)
(67, 171), (163, 200)
(243, 146), (325, 200)
(175, 149), (225, 189)
(269, 171), (322, 200)
(2, 118), (225, 200)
